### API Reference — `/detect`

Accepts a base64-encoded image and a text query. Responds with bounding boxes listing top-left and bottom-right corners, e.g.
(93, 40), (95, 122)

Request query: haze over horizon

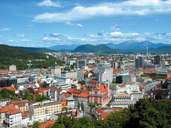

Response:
(0, 0), (171, 47)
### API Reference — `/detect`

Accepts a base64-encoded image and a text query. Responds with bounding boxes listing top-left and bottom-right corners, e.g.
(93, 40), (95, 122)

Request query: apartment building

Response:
(30, 101), (62, 121)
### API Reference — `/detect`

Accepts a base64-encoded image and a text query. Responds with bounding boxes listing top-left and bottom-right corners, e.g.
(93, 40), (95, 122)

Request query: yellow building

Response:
(31, 101), (62, 121)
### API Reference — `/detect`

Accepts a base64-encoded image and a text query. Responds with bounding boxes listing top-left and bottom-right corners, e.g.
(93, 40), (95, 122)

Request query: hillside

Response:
(49, 44), (79, 51)
(0, 45), (63, 70)
(73, 44), (116, 54)
(106, 41), (171, 53)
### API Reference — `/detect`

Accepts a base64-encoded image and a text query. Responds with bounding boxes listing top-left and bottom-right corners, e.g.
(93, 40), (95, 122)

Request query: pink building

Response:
(89, 84), (110, 106)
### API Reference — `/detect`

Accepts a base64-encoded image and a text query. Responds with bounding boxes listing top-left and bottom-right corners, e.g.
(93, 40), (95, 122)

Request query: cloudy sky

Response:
(0, 0), (171, 47)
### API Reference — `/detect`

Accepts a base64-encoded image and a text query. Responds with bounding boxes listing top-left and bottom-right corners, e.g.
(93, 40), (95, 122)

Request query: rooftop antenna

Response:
(146, 41), (149, 59)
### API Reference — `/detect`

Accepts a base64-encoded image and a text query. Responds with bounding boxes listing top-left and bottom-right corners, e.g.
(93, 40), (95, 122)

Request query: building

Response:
(51, 66), (61, 77)
(30, 101), (62, 121)
(62, 71), (77, 80)
(9, 65), (17, 72)
(0, 104), (26, 128)
(4, 111), (22, 128)
(89, 84), (110, 106)
(0, 77), (17, 87)
(115, 73), (130, 84)
(97, 63), (113, 83)
(77, 60), (86, 69)
(153, 55), (161, 65)
(110, 83), (143, 108)
(135, 56), (144, 69)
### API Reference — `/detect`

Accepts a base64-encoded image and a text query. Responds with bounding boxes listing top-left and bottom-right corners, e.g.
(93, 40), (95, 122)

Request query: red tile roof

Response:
(0, 104), (20, 115)
(77, 91), (89, 98)
(96, 107), (123, 120)
(67, 88), (78, 94)
(39, 120), (55, 128)
(97, 84), (108, 93)
(0, 86), (16, 91)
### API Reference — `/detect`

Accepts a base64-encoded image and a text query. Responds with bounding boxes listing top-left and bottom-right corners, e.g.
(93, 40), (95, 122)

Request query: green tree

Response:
(32, 121), (40, 128)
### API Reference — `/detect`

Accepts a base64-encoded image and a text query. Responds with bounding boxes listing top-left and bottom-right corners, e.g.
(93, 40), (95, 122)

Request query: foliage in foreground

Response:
(50, 98), (171, 128)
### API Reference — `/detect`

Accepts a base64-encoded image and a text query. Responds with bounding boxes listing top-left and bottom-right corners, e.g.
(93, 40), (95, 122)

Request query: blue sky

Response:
(0, 0), (171, 47)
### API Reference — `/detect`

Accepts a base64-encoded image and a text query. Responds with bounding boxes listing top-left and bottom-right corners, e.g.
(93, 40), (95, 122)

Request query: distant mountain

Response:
(107, 41), (164, 50)
(106, 41), (171, 53)
(73, 41), (171, 54)
(150, 45), (171, 54)
(73, 44), (116, 54)
(49, 44), (79, 51)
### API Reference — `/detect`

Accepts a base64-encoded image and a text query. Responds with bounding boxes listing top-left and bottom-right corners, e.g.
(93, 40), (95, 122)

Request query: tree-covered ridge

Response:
(0, 44), (64, 69)
(49, 98), (171, 128)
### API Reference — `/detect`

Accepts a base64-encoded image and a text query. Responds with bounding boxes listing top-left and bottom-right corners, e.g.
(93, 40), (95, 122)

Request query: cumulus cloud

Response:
(37, 0), (61, 7)
(34, 0), (171, 23)
(42, 33), (71, 43)
(42, 31), (171, 44)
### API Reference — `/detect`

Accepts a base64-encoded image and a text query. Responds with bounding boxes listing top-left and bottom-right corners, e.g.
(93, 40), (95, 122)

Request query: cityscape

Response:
(0, 0), (171, 128)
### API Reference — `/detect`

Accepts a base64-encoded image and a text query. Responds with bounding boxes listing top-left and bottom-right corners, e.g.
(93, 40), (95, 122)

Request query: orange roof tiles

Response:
(96, 107), (123, 120)
(78, 91), (89, 98)
(0, 86), (16, 91)
(67, 88), (78, 94)
(39, 120), (55, 128)
(10, 100), (29, 106)
(96, 84), (108, 93)
(0, 104), (20, 115)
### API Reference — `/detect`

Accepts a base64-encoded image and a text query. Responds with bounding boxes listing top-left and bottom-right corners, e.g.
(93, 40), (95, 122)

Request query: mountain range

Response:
(49, 41), (171, 54)
(1, 41), (171, 54)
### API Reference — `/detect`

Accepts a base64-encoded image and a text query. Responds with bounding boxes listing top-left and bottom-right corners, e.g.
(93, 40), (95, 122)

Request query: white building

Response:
(9, 65), (17, 72)
(51, 66), (61, 77)
(98, 63), (113, 83)
(63, 71), (77, 80)
(111, 83), (144, 108)
(4, 112), (22, 128)
(30, 101), (62, 122)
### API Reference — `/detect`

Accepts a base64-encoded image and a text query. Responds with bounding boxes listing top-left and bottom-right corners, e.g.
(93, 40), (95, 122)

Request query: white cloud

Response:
(41, 31), (171, 45)
(110, 31), (123, 38)
(77, 23), (83, 27)
(37, 0), (61, 7)
(0, 28), (10, 32)
(42, 33), (70, 42)
(65, 22), (83, 27)
(34, 0), (171, 23)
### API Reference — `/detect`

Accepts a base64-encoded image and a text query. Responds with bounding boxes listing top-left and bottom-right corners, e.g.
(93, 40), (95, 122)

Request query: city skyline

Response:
(0, 0), (171, 47)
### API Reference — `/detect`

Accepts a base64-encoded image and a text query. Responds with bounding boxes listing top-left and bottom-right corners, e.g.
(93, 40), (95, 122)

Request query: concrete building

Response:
(51, 66), (61, 77)
(153, 55), (161, 65)
(30, 101), (62, 121)
(97, 63), (113, 83)
(9, 65), (17, 72)
(135, 56), (144, 69)
(4, 111), (22, 128)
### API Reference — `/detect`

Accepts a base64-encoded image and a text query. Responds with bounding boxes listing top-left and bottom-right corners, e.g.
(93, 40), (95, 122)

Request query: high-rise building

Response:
(135, 56), (144, 69)
(153, 55), (161, 65)
(97, 63), (113, 83)
(77, 60), (86, 69)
